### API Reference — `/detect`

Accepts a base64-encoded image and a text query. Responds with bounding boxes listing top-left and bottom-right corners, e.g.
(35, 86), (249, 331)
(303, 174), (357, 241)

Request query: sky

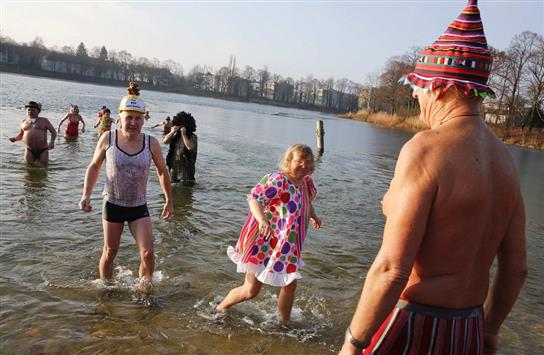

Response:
(1, 0), (543, 84)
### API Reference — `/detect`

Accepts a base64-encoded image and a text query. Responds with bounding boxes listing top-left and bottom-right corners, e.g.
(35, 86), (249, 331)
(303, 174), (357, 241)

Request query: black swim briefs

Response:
(102, 201), (150, 223)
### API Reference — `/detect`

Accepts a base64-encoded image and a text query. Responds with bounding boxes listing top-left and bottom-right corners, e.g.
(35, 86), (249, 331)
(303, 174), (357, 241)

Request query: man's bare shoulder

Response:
(400, 130), (436, 161)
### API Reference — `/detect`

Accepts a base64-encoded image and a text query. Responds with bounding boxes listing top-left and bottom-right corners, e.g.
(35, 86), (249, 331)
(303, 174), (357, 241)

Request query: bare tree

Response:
(503, 31), (540, 127)
(29, 36), (46, 49)
(241, 65), (256, 81)
(524, 34), (544, 130)
(401, 46), (422, 68)
(90, 46), (102, 58)
(335, 78), (350, 110)
(378, 56), (413, 115)
(257, 66), (270, 98)
(0, 35), (17, 45)
(216, 66), (231, 94)
(61, 45), (75, 55)
(162, 59), (184, 77)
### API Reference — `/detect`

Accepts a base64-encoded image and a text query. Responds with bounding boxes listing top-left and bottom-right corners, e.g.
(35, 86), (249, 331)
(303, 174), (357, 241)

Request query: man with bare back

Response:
(340, 2), (527, 354)
(9, 101), (57, 166)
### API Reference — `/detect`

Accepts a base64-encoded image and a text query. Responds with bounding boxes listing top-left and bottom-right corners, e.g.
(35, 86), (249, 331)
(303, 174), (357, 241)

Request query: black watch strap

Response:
(345, 327), (368, 349)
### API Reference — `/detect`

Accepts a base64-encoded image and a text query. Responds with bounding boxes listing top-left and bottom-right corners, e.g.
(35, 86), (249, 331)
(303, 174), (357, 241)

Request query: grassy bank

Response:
(339, 110), (544, 150)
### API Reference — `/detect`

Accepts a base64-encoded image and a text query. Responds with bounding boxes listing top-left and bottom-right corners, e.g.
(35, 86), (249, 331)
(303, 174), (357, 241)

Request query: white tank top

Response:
(103, 130), (152, 207)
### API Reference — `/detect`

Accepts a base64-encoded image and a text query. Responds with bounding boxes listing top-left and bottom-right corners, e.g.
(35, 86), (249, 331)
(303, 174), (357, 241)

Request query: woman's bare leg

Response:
(278, 280), (297, 324)
(216, 272), (263, 312)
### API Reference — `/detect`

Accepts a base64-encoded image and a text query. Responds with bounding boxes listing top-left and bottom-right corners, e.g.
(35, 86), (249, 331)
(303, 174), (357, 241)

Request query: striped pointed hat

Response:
(400, 0), (495, 98)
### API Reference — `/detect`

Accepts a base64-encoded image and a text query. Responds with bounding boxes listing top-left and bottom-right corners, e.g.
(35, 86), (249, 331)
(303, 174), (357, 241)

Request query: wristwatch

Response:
(345, 327), (369, 349)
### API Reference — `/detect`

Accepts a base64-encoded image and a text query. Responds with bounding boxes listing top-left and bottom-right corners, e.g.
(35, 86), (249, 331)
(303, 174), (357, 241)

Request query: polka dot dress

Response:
(227, 172), (317, 287)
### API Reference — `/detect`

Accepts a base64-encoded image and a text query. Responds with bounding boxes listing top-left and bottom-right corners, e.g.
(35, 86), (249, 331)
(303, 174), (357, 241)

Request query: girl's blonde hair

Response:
(279, 144), (315, 174)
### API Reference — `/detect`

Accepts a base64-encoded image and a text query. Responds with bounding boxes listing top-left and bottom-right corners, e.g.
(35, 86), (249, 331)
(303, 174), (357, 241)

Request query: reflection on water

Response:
(20, 165), (49, 213)
(172, 185), (194, 217)
(1, 73), (543, 354)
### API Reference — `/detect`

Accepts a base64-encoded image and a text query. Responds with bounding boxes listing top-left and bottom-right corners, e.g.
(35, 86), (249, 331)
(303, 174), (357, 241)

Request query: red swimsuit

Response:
(65, 118), (79, 137)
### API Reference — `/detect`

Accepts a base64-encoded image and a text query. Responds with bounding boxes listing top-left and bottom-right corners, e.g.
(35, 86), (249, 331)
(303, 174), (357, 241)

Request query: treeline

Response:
(1, 32), (543, 129)
(0, 36), (360, 113)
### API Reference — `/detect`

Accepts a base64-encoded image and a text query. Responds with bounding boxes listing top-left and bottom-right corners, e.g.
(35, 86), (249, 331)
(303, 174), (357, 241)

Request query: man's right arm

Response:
(163, 126), (179, 144)
(9, 125), (24, 142)
(483, 188), (527, 354)
(340, 136), (436, 354)
(80, 132), (109, 212)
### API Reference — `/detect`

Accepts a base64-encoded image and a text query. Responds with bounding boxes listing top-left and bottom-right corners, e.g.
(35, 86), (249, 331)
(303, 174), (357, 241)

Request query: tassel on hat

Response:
(400, 0), (495, 98)
(118, 82), (146, 113)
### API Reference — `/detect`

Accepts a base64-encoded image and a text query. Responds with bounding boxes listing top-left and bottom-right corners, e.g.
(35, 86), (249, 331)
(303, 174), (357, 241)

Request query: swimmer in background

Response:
(152, 116), (172, 136)
(9, 101), (57, 166)
(94, 108), (113, 136)
(58, 105), (86, 139)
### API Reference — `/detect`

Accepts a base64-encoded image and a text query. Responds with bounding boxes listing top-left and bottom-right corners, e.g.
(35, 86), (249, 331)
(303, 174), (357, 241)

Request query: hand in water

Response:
(162, 201), (173, 219)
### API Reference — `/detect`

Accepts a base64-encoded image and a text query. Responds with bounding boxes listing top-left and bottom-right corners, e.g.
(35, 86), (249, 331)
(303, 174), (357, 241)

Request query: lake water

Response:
(0, 73), (542, 354)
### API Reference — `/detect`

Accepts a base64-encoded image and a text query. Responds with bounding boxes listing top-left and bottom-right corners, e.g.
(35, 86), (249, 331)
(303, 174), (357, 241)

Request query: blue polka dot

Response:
(281, 243), (290, 254)
(265, 187), (277, 198)
(287, 201), (297, 213)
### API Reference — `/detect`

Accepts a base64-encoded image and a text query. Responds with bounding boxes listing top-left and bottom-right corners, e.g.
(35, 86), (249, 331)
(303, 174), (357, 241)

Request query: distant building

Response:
(263, 81), (275, 100)
(484, 102), (507, 125)
(41, 52), (95, 76)
(201, 72), (216, 92)
(273, 81), (294, 102)
(315, 88), (339, 108)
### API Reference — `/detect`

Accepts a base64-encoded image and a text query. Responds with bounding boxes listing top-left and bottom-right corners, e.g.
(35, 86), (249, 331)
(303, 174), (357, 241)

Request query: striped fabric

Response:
(400, 0), (495, 98)
(362, 300), (484, 355)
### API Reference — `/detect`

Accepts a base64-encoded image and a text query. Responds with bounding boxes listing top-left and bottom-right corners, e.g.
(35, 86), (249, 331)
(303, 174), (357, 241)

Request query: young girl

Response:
(217, 144), (322, 323)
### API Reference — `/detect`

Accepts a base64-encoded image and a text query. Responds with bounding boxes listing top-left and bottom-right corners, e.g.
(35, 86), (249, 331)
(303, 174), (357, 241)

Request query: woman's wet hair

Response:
(172, 111), (197, 136)
(279, 144), (315, 174)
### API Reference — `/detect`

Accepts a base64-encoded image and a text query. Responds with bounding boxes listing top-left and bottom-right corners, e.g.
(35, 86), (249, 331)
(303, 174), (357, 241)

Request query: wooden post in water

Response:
(316, 120), (324, 156)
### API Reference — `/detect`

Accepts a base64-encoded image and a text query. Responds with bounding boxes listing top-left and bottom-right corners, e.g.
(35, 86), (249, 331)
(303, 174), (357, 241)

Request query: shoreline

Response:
(0, 67), (340, 115)
(338, 111), (544, 150)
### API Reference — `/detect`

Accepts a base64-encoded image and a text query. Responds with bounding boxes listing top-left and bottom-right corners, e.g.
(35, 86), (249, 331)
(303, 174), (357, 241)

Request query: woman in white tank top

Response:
(79, 82), (173, 293)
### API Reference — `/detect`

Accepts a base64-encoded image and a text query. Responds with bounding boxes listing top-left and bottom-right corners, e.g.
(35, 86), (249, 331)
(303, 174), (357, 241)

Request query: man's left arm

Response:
(45, 119), (57, 149)
(180, 127), (195, 150)
(340, 138), (436, 354)
(150, 136), (173, 219)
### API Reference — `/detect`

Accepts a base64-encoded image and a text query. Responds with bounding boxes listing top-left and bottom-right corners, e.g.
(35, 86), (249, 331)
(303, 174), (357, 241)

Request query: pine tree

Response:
(76, 42), (88, 57)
